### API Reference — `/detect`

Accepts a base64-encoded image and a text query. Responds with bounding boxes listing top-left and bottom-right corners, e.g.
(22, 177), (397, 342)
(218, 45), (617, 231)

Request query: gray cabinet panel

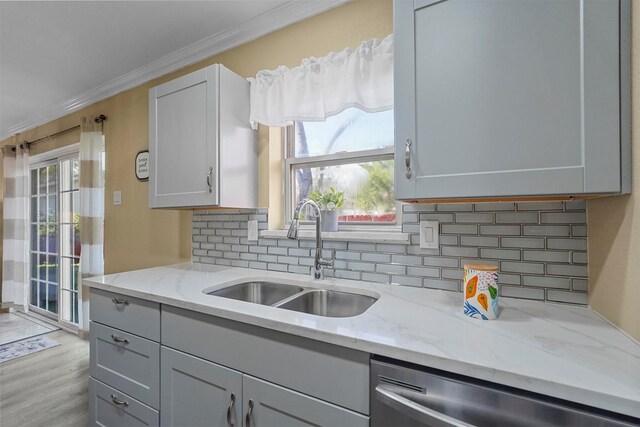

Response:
(89, 378), (159, 427)
(90, 288), (160, 341)
(243, 375), (369, 427)
(161, 305), (370, 415)
(394, 0), (630, 199)
(90, 322), (160, 409)
(161, 346), (242, 427)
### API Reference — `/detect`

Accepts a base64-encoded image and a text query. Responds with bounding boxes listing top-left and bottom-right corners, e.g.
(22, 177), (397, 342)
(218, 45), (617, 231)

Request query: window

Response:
(285, 107), (397, 227)
(29, 151), (80, 326)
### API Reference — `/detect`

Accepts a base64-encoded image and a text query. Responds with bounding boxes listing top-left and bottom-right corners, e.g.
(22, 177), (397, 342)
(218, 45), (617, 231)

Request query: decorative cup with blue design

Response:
(463, 264), (499, 320)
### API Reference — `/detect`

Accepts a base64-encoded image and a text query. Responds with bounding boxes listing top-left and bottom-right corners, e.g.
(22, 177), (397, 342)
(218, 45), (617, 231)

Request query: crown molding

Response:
(2, 0), (350, 141)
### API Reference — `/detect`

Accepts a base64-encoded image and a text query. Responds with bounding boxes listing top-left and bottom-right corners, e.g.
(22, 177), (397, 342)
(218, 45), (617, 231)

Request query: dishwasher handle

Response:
(375, 385), (475, 427)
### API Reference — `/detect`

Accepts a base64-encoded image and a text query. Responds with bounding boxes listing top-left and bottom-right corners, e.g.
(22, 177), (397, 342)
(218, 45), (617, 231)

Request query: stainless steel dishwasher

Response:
(371, 356), (639, 427)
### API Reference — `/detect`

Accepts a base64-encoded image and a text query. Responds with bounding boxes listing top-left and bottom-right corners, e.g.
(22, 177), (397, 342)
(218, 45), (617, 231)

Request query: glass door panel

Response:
(29, 157), (80, 325)
(59, 158), (80, 324)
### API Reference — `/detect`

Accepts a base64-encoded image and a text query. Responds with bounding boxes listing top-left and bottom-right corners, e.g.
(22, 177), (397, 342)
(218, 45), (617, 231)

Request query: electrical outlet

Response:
(247, 220), (258, 241)
(420, 220), (439, 249)
(113, 191), (122, 206)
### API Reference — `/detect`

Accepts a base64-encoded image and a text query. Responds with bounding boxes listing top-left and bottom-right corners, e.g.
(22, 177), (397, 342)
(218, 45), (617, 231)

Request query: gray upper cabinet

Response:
(149, 64), (257, 208)
(394, 0), (631, 200)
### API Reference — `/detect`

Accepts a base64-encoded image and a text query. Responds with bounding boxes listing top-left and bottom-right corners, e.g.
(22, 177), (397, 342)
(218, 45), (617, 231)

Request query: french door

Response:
(29, 155), (80, 326)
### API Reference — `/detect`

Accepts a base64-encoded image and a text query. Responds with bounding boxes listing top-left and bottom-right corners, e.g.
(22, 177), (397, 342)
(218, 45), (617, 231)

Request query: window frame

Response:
(283, 124), (401, 231)
(28, 144), (80, 331)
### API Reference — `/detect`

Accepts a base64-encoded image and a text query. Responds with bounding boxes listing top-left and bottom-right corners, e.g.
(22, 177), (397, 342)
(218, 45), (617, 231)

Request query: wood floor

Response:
(0, 330), (89, 427)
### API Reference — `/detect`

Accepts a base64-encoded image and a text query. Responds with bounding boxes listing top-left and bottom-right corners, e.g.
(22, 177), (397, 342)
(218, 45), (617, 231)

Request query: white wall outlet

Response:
(420, 220), (439, 249)
(113, 191), (122, 206)
(247, 220), (258, 241)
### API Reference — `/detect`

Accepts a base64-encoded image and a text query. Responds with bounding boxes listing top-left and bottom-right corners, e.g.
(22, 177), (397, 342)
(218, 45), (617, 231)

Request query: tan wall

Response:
(588, 4), (640, 342)
(0, 0), (393, 274)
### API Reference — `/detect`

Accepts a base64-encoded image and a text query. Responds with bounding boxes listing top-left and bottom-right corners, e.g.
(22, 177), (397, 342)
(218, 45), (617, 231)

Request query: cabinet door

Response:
(149, 65), (219, 207)
(161, 346), (242, 427)
(395, 0), (624, 199)
(242, 375), (369, 427)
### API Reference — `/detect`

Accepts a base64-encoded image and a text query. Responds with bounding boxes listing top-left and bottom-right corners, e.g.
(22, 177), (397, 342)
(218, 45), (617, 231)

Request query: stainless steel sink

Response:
(277, 290), (378, 318)
(207, 281), (304, 306)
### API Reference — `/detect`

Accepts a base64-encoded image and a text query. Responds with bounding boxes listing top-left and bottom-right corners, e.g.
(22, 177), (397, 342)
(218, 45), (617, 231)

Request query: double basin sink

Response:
(206, 281), (378, 318)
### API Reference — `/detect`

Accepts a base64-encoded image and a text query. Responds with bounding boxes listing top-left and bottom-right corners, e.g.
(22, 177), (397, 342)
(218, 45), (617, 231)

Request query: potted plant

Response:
(309, 187), (345, 232)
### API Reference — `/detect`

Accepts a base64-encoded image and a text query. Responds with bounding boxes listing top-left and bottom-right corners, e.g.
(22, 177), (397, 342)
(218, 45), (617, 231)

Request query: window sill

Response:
(260, 229), (411, 244)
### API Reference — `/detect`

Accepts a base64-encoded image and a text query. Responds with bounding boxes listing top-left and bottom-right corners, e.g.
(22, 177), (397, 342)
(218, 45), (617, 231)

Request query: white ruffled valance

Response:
(248, 34), (393, 129)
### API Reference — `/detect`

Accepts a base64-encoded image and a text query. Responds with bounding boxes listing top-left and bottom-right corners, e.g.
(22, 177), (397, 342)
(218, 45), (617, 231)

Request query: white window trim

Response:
(29, 143), (79, 165)
(283, 125), (403, 233)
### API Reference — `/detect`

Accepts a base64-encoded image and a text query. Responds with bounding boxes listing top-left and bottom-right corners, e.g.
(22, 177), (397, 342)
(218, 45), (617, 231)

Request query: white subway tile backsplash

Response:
(523, 276), (571, 289)
(480, 248), (521, 260)
(496, 212), (538, 224)
(420, 213), (455, 222)
(455, 212), (494, 223)
(547, 289), (588, 305)
(523, 250), (570, 263)
(407, 266), (440, 278)
(541, 212), (586, 224)
(460, 236), (499, 247)
(480, 225), (521, 236)
(523, 225), (570, 237)
(501, 237), (545, 249)
(193, 201), (589, 305)
(442, 224), (478, 235)
(501, 286), (545, 300)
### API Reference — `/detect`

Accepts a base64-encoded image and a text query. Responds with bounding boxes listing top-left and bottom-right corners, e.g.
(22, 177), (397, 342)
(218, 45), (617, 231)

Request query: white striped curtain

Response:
(78, 116), (105, 332)
(2, 141), (30, 311)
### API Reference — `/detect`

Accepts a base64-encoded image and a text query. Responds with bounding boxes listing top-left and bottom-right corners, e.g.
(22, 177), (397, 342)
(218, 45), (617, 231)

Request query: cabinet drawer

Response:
(89, 378), (159, 427)
(244, 375), (369, 427)
(90, 288), (160, 341)
(162, 305), (370, 415)
(90, 322), (160, 409)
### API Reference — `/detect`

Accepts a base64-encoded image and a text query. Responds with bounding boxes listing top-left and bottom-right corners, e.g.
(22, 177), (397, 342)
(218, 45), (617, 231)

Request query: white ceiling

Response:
(0, 0), (347, 141)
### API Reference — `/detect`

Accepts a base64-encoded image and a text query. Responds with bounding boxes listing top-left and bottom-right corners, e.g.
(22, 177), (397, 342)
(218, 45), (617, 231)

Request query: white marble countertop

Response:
(84, 262), (640, 419)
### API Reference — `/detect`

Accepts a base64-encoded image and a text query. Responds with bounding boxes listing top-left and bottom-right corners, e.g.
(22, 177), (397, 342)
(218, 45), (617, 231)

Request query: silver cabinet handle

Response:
(226, 393), (236, 427)
(375, 385), (473, 427)
(245, 399), (254, 427)
(207, 166), (214, 193)
(111, 334), (129, 344)
(111, 297), (129, 306)
(405, 138), (413, 179)
(110, 394), (129, 407)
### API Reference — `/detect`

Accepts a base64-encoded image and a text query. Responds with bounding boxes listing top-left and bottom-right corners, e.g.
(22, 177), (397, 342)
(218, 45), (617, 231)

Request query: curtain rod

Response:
(11, 114), (107, 152)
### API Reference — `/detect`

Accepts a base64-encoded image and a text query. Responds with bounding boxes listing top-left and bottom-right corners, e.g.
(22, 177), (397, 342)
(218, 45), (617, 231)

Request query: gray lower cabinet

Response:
(89, 289), (161, 427)
(89, 290), (371, 426)
(394, 0), (631, 200)
(160, 346), (368, 427)
(89, 378), (159, 427)
(161, 346), (242, 427)
(90, 322), (160, 409)
(243, 375), (369, 427)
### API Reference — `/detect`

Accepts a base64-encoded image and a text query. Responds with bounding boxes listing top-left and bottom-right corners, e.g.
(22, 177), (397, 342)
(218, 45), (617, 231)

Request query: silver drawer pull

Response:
(111, 334), (129, 344)
(207, 166), (214, 193)
(405, 138), (413, 179)
(111, 297), (130, 306)
(110, 394), (129, 407)
(245, 399), (254, 427)
(226, 392), (236, 426)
